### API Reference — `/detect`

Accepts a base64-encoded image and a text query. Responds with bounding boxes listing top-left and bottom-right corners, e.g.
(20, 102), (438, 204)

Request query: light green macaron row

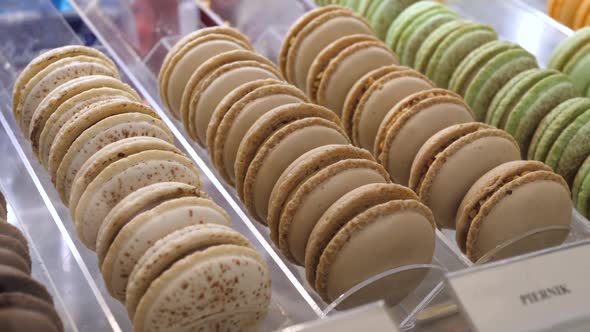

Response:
(548, 27), (590, 97)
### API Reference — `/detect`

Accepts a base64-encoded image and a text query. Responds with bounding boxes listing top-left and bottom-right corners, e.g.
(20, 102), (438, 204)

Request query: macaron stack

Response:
(547, 0), (590, 30)
(0, 221), (63, 332)
(13, 46), (272, 331)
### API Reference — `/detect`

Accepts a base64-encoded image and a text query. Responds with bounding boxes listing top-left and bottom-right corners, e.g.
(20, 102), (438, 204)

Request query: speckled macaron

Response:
(101, 192), (229, 302)
(209, 80), (308, 184)
(305, 183), (435, 306)
(549, 28), (590, 96)
(69, 137), (181, 216)
(345, 65), (434, 151)
(456, 161), (572, 262)
(271, 146), (391, 265)
(409, 123), (521, 229)
(240, 103), (350, 225)
(375, 89), (475, 186)
(573, 155), (590, 218)
(74, 150), (202, 250)
(180, 50), (281, 145)
(159, 27), (252, 117)
(280, 6), (374, 90)
(0, 293), (63, 332)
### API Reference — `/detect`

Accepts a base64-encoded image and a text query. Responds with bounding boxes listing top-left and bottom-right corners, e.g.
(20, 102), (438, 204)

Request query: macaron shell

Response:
(576, 163), (590, 218)
(95, 182), (204, 266)
(573, 155), (590, 206)
(0, 265), (52, 304)
(385, 1), (447, 52)
(317, 41), (398, 115)
(414, 20), (468, 74)
(369, 0), (418, 40)
(132, 245), (270, 332)
(278, 159), (391, 265)
(0, 223), (28, 249)
(212, 83), (308, 184)
(268, 145), (374, 245)
(0, 235), (30, 271)
(0, 248), (30, 275)
(305, 183), (418, 286)
(314, 200), (435, 304)
(0, 293), (63, 332)
(548, 27), (590, 71)
(101, 196), (230, 301)
(0, 193), (6, 221)
(69, 137), (182, 222)
(74, 150), (201, 250)
(555, 118), (590, 185)
(557, 0), (578, 27)
(545, 109), (590, 175)
(352, 69), (434, 151)
(574, 0), (590, 29)
(466, 172), (571, 262)
(563, 43), (590, 95)
(243, 118), (350, 224)
(125, 224), (251, 318)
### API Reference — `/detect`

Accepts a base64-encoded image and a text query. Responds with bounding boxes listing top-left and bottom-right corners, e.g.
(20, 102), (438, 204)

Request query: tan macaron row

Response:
(14, 46), (272, 331)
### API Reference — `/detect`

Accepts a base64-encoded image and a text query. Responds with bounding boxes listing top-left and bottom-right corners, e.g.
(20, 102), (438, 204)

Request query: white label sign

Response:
(446, 240), (590, 332)
(280, 302), (400, 332)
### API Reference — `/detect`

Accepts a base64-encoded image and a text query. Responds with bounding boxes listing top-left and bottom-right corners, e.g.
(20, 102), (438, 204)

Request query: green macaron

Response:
(573, 155), (590, 218)
(562, 43), (590, 96)
(548, 27), (590, 71)
(503, 72), (579, 155)
(529, 98), (590, 162)
(415, 20), (468, 74)
(367, 0), (419, 40)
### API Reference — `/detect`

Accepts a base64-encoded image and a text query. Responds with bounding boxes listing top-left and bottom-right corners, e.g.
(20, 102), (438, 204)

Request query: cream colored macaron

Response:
(12, 46), (117, 132)
(305, 183), (435, 306)
(38, 83), (140, 166)
(456, 160), (572, 262)
(210, 80), (308, 184)
(271, 146), (391, 265)
(179, 50), (281, 145)
(69, 137), (181, 215)
(375, 89), (474, 186)
(316, 40), (399, 115)
(74, 150), (202, 250)
(159, 27), (252, 117)
(409, 123), (521, 229)
(281, 6), (373, 90)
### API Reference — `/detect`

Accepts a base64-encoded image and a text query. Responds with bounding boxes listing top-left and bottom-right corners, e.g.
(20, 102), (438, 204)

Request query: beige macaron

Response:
(132, 243), (270, 332)
(273, 151), (391, 265)
(210, 81), (309, 184)
(316, 40), (399, 116)
(281, 6), (373, 90)
(74, 150), (202, 250)
(235, 103), (349, 221)
(306, 183), (435, 306)
(348, 67), (434, 151)
(101, 192), (228, 302)
(159, 27), (252, 117)
(179, 50), (281, 145)
(409, 123), (521, 229)
(12, 46), (117, 131)
(307, 34), (379, 103)
(456, 160), (572, 262)
(375, 89), (474, 186)
(38, 83), (140, 166)
(69, 137), (181, 215)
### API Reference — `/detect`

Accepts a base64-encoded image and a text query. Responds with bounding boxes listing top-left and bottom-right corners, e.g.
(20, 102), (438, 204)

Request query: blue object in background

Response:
(51, 0), (73, 11)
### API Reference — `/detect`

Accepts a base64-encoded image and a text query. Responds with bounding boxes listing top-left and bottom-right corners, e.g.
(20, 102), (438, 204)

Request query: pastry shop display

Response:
(548, 27), (590, 97)
(12, 46), (272, 331)
(547, 0), (590, 30)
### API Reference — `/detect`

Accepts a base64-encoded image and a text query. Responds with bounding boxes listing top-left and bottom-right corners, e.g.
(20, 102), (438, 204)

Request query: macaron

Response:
(316, 40), (399, 115)
(386, 1), (460, 67)
(132, 242), (270, 332)
(345, 65), (434, 151)
(95, 181), (205, 266)
(548, 27), (590, 95)
(280, 6), (374, 90)
(69, 137), (181, 215)
(179, 50), (281, 145)
(305, 183), (435, 306)
(573, 155), (590, 218)
(37, 83), (140, 166)
(12, 46), (117, 132)
(0, 192), (5, 221)
(573, 0), (590, 30)
(74, 150), (202, 250)
(270, 146), (391, 265)
(0, 265), (52, 304)
(159, 27), (252, 117)
(0, 293), (63, 332)
(409, 123), (521, 229)
(238, 103), (349, 224)
(0, 223), (28, 250)
(456, 161), (572, 262)
(101, 194), (229, 302)
(307, 34), (378, 103)
(375, 89), (475, 186)
(0, 235), (31, 275)
(366, 0), (419, 40)
(529, 98), (590, 162)
(548, 0), (580, 27)
(451, 41), (538, 121)
(209, 80), (308, 184)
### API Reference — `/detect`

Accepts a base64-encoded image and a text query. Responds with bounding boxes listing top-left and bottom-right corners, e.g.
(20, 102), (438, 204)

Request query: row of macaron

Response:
(308, 2), (590, 219)
(0, 198), (64, 332)
(547, 0), (590, 30)
(12, 46), (271, 331)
